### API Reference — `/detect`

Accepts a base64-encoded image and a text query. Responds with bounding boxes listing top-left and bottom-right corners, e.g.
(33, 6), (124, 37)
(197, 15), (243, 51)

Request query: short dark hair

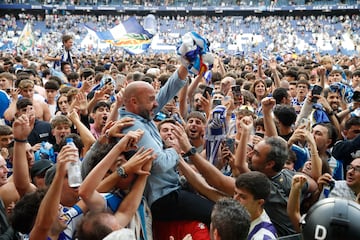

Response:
(62, 34), (73, 44)
(92, 101), (110, 113)
(0, 124), (12, 136)
(157, 118), (176, 132)
(44, 80), (60, 90)
(11, 189), (46, 234)
(211, 198), (251, 240)
(285, 68), (298, 80)
(16, 97), (32, 110)
(296, 79), (310, 89)
(344, 116), (360, 130)
(272, 88), (289, 105)
(273, 104), (297, 127)
(187, 111), (206, 124)
(235, 171), (271, 202)
(313, 122), (338, 148)
(76, 211), (114, 240)
(50, 115), (72, 129)
(67, 72), (80, 81)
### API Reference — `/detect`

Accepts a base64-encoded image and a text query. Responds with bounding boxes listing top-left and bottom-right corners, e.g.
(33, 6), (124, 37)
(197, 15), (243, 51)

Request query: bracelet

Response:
(327, 110), (334, 116)
(13, 138), (28, 143)
(348, 106), (353, 112)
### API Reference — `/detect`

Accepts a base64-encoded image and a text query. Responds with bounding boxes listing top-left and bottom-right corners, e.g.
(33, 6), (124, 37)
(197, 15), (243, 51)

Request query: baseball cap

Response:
(30, 160), (54, 179)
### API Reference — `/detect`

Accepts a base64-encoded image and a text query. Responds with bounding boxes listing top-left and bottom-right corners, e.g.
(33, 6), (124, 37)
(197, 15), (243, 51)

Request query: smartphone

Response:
(212, 99), (222, 107)
(255, 132), (265, 138)
(299, 117), (310, 131)
(224, 138), (235, 153)
(203, 86), (213, 98)
(353, 91), (360, 102)
(311, 85), (323, 102)
(231, 85), (242, 106)
(172, 113), (183, 125)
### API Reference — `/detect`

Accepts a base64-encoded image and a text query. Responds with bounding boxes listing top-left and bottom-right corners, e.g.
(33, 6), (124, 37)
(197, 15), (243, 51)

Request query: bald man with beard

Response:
(118, 65), (214, 226)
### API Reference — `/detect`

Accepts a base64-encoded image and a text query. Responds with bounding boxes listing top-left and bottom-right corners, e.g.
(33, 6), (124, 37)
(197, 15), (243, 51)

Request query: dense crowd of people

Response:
(0, 14), (360, 240)
(1, 13), (360, 57)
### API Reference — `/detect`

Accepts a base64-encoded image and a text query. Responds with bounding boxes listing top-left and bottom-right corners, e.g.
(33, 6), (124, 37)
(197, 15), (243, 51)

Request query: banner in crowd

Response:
(16, 22), (35, 53)
(85, 17), (153, 55)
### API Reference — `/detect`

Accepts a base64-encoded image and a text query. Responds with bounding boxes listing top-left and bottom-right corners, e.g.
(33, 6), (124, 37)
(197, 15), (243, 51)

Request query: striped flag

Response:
(85, 17), (153, 55)
(16, 22), (35, 53)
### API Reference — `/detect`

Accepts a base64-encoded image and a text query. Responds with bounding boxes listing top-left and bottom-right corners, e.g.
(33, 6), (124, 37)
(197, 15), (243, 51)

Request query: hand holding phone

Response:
(231, 85), (242, 106)
(311, 85), (323, 103)
(224, 138), (235, 153)
(203, 86), (213, 98)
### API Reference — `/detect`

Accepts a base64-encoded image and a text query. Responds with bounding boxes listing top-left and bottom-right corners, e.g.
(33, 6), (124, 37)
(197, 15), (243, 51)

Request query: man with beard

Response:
(185, 111), (206, 153)
(118, 65), (214, 227)
(323, 88), (341, 113)
(171, 116), (308, 237)
(90, 101), (110, 139)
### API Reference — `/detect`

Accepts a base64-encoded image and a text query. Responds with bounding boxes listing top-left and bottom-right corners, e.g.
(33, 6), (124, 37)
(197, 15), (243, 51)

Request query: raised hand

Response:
(239, 115), (254, 132)
(291, 175), (307, 191)
(269, 58), (277, 71)
(12, 114), (35, 141)
(316, 66), (326, 77)
(107, 117), (135, 139)
(124, 147), (156, 175)
(118, 129), (144, 152)
(56, 145), (79, 177)
(261, 97), (276, 113)
(171, 122), (192, 154)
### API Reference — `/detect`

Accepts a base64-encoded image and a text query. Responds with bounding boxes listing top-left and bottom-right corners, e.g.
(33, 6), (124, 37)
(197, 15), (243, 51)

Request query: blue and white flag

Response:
(16, 22), (35, 53)
(85, 17), (153, 55)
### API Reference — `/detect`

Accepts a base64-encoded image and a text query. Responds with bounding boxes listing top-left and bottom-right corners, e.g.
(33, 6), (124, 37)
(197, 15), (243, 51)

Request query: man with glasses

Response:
(317, 158), (360, 202)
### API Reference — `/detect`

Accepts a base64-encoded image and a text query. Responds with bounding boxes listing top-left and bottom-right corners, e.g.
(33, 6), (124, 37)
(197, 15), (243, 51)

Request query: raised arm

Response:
(287, 175), (307, 233)
(107, 90), (124, 123)
(234, 116), (253, 174)
(269, 59), (281, 88)
(261, 97), (278, 137)
(115, 152), (156, 227)
(187, 75), (203, 101)
(172, 122), (235, 196)
(178, 156), (226, 202)
(30, 145), (76, 240)
(67, 110), (95, 156)
(3, 88), (19, 122)
(304, 130), (322, 181)
(12, 114), (37, 196)
(79, 130), (147, 212)
(178, 81), (189, 120)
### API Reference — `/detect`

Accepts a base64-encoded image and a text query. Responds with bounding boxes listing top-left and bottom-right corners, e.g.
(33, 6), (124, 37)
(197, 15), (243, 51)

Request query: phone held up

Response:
(203, 86), (213, 98)
(231, 85), (242, 107)
(311, 85), (323, 103)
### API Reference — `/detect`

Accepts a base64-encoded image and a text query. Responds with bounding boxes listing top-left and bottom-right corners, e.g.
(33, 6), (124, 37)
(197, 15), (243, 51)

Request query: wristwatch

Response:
(116, 166), (128, 178)
(183, 146), (197, 157)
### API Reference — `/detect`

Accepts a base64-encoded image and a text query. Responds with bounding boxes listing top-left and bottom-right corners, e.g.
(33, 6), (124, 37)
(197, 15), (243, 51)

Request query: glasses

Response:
(346, 165), (360, 172)
(58, 101), (68, 105)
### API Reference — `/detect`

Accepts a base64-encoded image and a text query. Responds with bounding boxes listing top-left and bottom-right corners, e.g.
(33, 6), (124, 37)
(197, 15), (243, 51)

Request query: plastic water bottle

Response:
(66, 138), (82, 187)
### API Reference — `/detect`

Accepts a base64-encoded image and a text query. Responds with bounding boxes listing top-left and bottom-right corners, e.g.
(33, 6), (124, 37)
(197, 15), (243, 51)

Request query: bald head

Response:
(123, 81), (158, 120)
(124, 81), (153, 100)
